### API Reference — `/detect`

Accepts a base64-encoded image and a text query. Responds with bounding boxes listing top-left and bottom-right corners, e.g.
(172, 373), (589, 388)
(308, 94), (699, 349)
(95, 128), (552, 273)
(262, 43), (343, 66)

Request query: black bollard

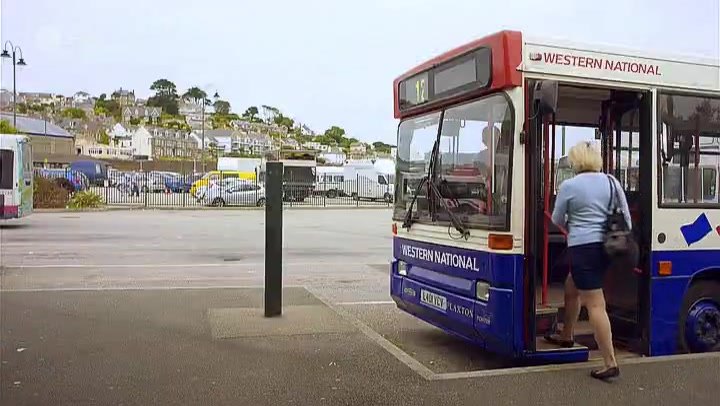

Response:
(264, 161), (283, 317)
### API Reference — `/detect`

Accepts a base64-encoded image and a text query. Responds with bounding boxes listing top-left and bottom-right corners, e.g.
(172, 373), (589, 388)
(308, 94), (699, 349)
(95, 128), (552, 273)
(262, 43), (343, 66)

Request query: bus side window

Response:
(0, 149), (14, 189)
(657, 93), (720, 205)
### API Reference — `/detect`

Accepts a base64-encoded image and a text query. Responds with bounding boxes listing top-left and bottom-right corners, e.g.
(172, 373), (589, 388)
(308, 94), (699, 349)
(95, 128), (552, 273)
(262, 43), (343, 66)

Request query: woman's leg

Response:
(560, 274), (580, 341)
(579, 289), (617, 369)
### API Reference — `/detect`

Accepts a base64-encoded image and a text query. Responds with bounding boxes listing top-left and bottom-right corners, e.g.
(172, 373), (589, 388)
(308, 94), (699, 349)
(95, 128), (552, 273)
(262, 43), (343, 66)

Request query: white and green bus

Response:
(0, 134), (33, 220)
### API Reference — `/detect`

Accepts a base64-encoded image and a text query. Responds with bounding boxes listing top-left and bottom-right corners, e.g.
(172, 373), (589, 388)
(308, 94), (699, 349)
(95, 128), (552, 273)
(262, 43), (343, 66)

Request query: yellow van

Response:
(189, 170), (256, 196)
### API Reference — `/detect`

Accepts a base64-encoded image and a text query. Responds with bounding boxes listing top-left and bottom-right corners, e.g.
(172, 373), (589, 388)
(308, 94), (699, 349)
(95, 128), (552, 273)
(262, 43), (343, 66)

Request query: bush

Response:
(54, 178), (75, 194)
(67, 190), (104, 209)
(33, 175), (70, 208)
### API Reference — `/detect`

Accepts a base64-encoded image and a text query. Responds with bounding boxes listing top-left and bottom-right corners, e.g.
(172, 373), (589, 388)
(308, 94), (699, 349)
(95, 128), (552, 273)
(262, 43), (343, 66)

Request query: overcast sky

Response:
(1, 0), (718, 144)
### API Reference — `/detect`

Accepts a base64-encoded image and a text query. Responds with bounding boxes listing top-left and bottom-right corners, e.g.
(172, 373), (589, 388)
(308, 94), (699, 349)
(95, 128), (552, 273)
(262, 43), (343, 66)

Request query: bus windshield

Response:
(394, 93), (514, 230)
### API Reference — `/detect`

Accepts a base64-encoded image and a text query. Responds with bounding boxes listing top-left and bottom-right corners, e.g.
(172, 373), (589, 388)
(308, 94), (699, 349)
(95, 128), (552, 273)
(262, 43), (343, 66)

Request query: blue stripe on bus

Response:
(650, 249), (720, 356)
(393, 237), (519, 288)
(392, 237), (526, 356)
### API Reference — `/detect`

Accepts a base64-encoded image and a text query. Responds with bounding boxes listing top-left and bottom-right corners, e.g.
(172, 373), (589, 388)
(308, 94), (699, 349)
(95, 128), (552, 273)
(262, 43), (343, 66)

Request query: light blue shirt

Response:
(551, 172), (632, 247)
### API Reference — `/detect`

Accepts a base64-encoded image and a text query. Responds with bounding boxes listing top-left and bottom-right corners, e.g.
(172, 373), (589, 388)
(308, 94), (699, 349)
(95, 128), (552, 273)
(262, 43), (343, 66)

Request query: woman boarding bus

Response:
(390, 30), (720, 367)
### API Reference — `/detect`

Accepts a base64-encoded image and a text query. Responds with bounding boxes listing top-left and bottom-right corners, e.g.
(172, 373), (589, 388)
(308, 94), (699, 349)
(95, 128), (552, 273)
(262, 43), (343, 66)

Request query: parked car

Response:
(193, 178), (249, 200)
(134, 172), (172, 193)
(203, 181), (266, 207)
(70, 160), (108, 187)
(165, 173), (203, 193)
(189, 170), (256, 196)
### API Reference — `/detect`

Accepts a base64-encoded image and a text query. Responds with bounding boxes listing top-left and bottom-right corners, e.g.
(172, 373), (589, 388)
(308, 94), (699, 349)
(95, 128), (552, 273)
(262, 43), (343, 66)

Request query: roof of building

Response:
(1, 114), (73, 138)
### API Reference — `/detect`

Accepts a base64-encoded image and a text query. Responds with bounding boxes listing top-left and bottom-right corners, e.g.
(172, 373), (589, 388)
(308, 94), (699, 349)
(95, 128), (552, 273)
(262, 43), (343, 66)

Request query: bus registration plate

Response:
(420, 289), (447, 311)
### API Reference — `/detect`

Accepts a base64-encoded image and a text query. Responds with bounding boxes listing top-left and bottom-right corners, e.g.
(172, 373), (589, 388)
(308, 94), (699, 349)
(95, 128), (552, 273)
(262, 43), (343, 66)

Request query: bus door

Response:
(0, 148), (14, 217)
(528, 81), (652, 355)
(599, 91), (653, 354)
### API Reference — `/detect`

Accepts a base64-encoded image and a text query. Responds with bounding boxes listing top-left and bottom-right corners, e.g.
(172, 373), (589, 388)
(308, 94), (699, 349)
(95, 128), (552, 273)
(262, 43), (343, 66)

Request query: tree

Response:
(242, 106), (260, 122)
(62, 108), (87, 120)
(150, 79), (178, 97)
(98, 130), (110, 145)
(261, 105), (280, 123)
(183, 86), (208, 104)
(372, 141), (393, 153)
(147, 78), (180, 115)
(323, 126), (346, 145)
(0, 120), (19, 134)
(213, 100), (231, 115)
(273, 113), (294, 130)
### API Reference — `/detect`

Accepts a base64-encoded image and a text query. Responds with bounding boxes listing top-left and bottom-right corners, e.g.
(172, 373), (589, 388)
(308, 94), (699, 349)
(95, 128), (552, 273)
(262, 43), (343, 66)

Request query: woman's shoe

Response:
(543, 333), (575, 348)
(590, 366), (620, 380)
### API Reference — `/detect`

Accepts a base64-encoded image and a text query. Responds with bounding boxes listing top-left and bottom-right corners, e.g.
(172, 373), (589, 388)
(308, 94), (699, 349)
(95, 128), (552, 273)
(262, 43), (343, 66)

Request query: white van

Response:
(340, 164), (394, 202)
(315, 166), (345, 197)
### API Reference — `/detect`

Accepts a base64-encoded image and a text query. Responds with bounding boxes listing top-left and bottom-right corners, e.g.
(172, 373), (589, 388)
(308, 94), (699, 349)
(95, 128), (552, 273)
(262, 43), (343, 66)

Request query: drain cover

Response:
(223, 257), (243, 262)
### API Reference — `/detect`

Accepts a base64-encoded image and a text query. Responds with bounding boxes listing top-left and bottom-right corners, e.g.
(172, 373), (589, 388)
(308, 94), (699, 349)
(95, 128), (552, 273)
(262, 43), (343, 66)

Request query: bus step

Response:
(535, 306), (558, 336)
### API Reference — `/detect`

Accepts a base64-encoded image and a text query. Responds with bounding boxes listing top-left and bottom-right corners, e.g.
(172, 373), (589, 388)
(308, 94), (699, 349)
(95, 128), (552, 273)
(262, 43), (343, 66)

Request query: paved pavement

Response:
(1, 210), (719, 405)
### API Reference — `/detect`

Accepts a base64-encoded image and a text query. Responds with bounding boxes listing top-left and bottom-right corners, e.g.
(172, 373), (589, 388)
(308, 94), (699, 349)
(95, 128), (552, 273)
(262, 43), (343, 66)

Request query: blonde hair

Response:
(568, 141), (603, 173)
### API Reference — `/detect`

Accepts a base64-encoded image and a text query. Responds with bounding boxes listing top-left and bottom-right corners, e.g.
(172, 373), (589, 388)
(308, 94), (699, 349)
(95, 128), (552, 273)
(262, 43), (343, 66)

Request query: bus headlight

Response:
(397, 261), (408, 276)
(476, 281), (490, 301)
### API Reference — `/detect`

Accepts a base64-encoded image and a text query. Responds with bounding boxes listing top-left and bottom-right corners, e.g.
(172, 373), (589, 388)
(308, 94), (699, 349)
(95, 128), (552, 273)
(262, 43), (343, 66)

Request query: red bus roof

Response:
(393, 30), (523, 119)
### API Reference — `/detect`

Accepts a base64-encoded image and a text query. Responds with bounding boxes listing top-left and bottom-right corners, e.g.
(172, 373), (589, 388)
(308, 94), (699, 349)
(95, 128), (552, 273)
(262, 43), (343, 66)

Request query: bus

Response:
(390, 30), (720, 364)
(0, 134), (33, 220)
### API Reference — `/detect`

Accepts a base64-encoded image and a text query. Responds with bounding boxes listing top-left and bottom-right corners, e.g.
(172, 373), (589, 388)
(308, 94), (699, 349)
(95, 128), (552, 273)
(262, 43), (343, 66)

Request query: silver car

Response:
(194, 178), (248, 201)
(204, 181), (266, 207)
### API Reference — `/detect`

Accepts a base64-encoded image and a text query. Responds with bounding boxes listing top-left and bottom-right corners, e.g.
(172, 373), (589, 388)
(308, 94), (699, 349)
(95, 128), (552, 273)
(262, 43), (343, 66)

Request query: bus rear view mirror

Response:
(533, 80), (558, 115)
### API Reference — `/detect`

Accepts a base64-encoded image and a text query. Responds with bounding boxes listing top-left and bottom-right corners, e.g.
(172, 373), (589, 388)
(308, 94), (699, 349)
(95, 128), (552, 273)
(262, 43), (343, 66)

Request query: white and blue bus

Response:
(0, 133), (33, 220)
(391, 30), (720, 364)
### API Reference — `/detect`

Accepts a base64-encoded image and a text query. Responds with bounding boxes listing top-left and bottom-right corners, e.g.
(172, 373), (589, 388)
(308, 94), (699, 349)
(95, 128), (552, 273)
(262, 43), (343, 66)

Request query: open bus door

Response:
(527, 80), (652, 357)
(598, 91), (653, 355)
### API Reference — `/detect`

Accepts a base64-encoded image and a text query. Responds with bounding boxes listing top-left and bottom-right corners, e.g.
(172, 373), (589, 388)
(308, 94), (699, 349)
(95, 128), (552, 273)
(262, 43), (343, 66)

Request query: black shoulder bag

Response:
(603, 175), (633, 257)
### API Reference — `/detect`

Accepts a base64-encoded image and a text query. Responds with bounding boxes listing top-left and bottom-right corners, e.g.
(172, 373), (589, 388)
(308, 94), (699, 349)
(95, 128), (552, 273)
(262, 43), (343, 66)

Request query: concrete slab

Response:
(208, 305), (356, 339)
(342, 303), (513, 373)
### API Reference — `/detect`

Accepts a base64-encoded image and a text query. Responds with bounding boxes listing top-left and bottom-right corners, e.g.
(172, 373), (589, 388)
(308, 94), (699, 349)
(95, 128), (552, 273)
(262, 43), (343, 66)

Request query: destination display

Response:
(398, 48), (492, 112)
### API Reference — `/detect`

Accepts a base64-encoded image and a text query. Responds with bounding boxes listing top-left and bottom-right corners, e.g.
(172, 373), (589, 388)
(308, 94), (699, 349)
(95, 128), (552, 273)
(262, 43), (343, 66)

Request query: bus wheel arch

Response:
(678, 273), (720, 353)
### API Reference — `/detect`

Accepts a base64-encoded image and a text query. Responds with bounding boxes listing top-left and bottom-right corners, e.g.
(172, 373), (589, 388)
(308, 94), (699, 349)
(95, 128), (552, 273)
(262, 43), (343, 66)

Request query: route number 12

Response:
(415, 79), (427, 103)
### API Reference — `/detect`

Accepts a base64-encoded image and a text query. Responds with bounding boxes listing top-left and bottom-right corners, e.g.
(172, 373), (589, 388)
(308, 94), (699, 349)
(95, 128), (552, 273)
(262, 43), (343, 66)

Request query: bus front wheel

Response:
(679, 280), (720, 353)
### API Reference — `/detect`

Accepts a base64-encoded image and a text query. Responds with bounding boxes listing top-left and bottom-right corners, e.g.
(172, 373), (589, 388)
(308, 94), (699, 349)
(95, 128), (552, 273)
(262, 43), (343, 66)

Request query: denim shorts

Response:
(568, 242), (609, 290)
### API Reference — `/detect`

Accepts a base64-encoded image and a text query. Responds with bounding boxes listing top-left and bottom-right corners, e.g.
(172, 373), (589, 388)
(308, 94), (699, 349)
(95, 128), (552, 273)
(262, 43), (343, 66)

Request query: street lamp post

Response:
(199, 91), (220, 173)
(1, 42), (27, 128)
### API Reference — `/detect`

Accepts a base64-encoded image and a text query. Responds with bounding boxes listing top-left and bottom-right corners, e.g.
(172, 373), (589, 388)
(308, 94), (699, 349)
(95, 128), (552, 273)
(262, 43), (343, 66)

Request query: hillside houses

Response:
(197, 129), (274, 156)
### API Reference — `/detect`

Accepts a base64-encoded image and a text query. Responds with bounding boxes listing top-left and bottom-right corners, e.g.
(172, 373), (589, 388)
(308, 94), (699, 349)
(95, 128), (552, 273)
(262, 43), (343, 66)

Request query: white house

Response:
(319, 151), (347, 165)
(214, 136), (233, 153)
(349, 142), (368, 157)
(303, 141), (330, 152)
(109, 123), (133, 149)
(233, 133), (273, 155)
(131, 126), (153, 158)
(76, 139), (134, 161)
(73, 91), (91, 105)
(109, 123), (130, 139)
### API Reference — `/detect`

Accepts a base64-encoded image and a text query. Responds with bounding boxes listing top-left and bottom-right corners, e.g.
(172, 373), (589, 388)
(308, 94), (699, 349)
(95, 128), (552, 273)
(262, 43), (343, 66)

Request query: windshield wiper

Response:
(402, 175), (428, 230)
(427, 178), (470, 240)
(402, 117), (470, 240)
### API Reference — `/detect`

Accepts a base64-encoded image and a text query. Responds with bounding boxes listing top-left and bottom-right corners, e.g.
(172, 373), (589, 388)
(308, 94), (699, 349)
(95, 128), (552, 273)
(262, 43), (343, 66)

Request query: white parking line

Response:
(2, 262), (364, 269)
(304, 288), (720, 381)
(1, 284), (305, 293)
